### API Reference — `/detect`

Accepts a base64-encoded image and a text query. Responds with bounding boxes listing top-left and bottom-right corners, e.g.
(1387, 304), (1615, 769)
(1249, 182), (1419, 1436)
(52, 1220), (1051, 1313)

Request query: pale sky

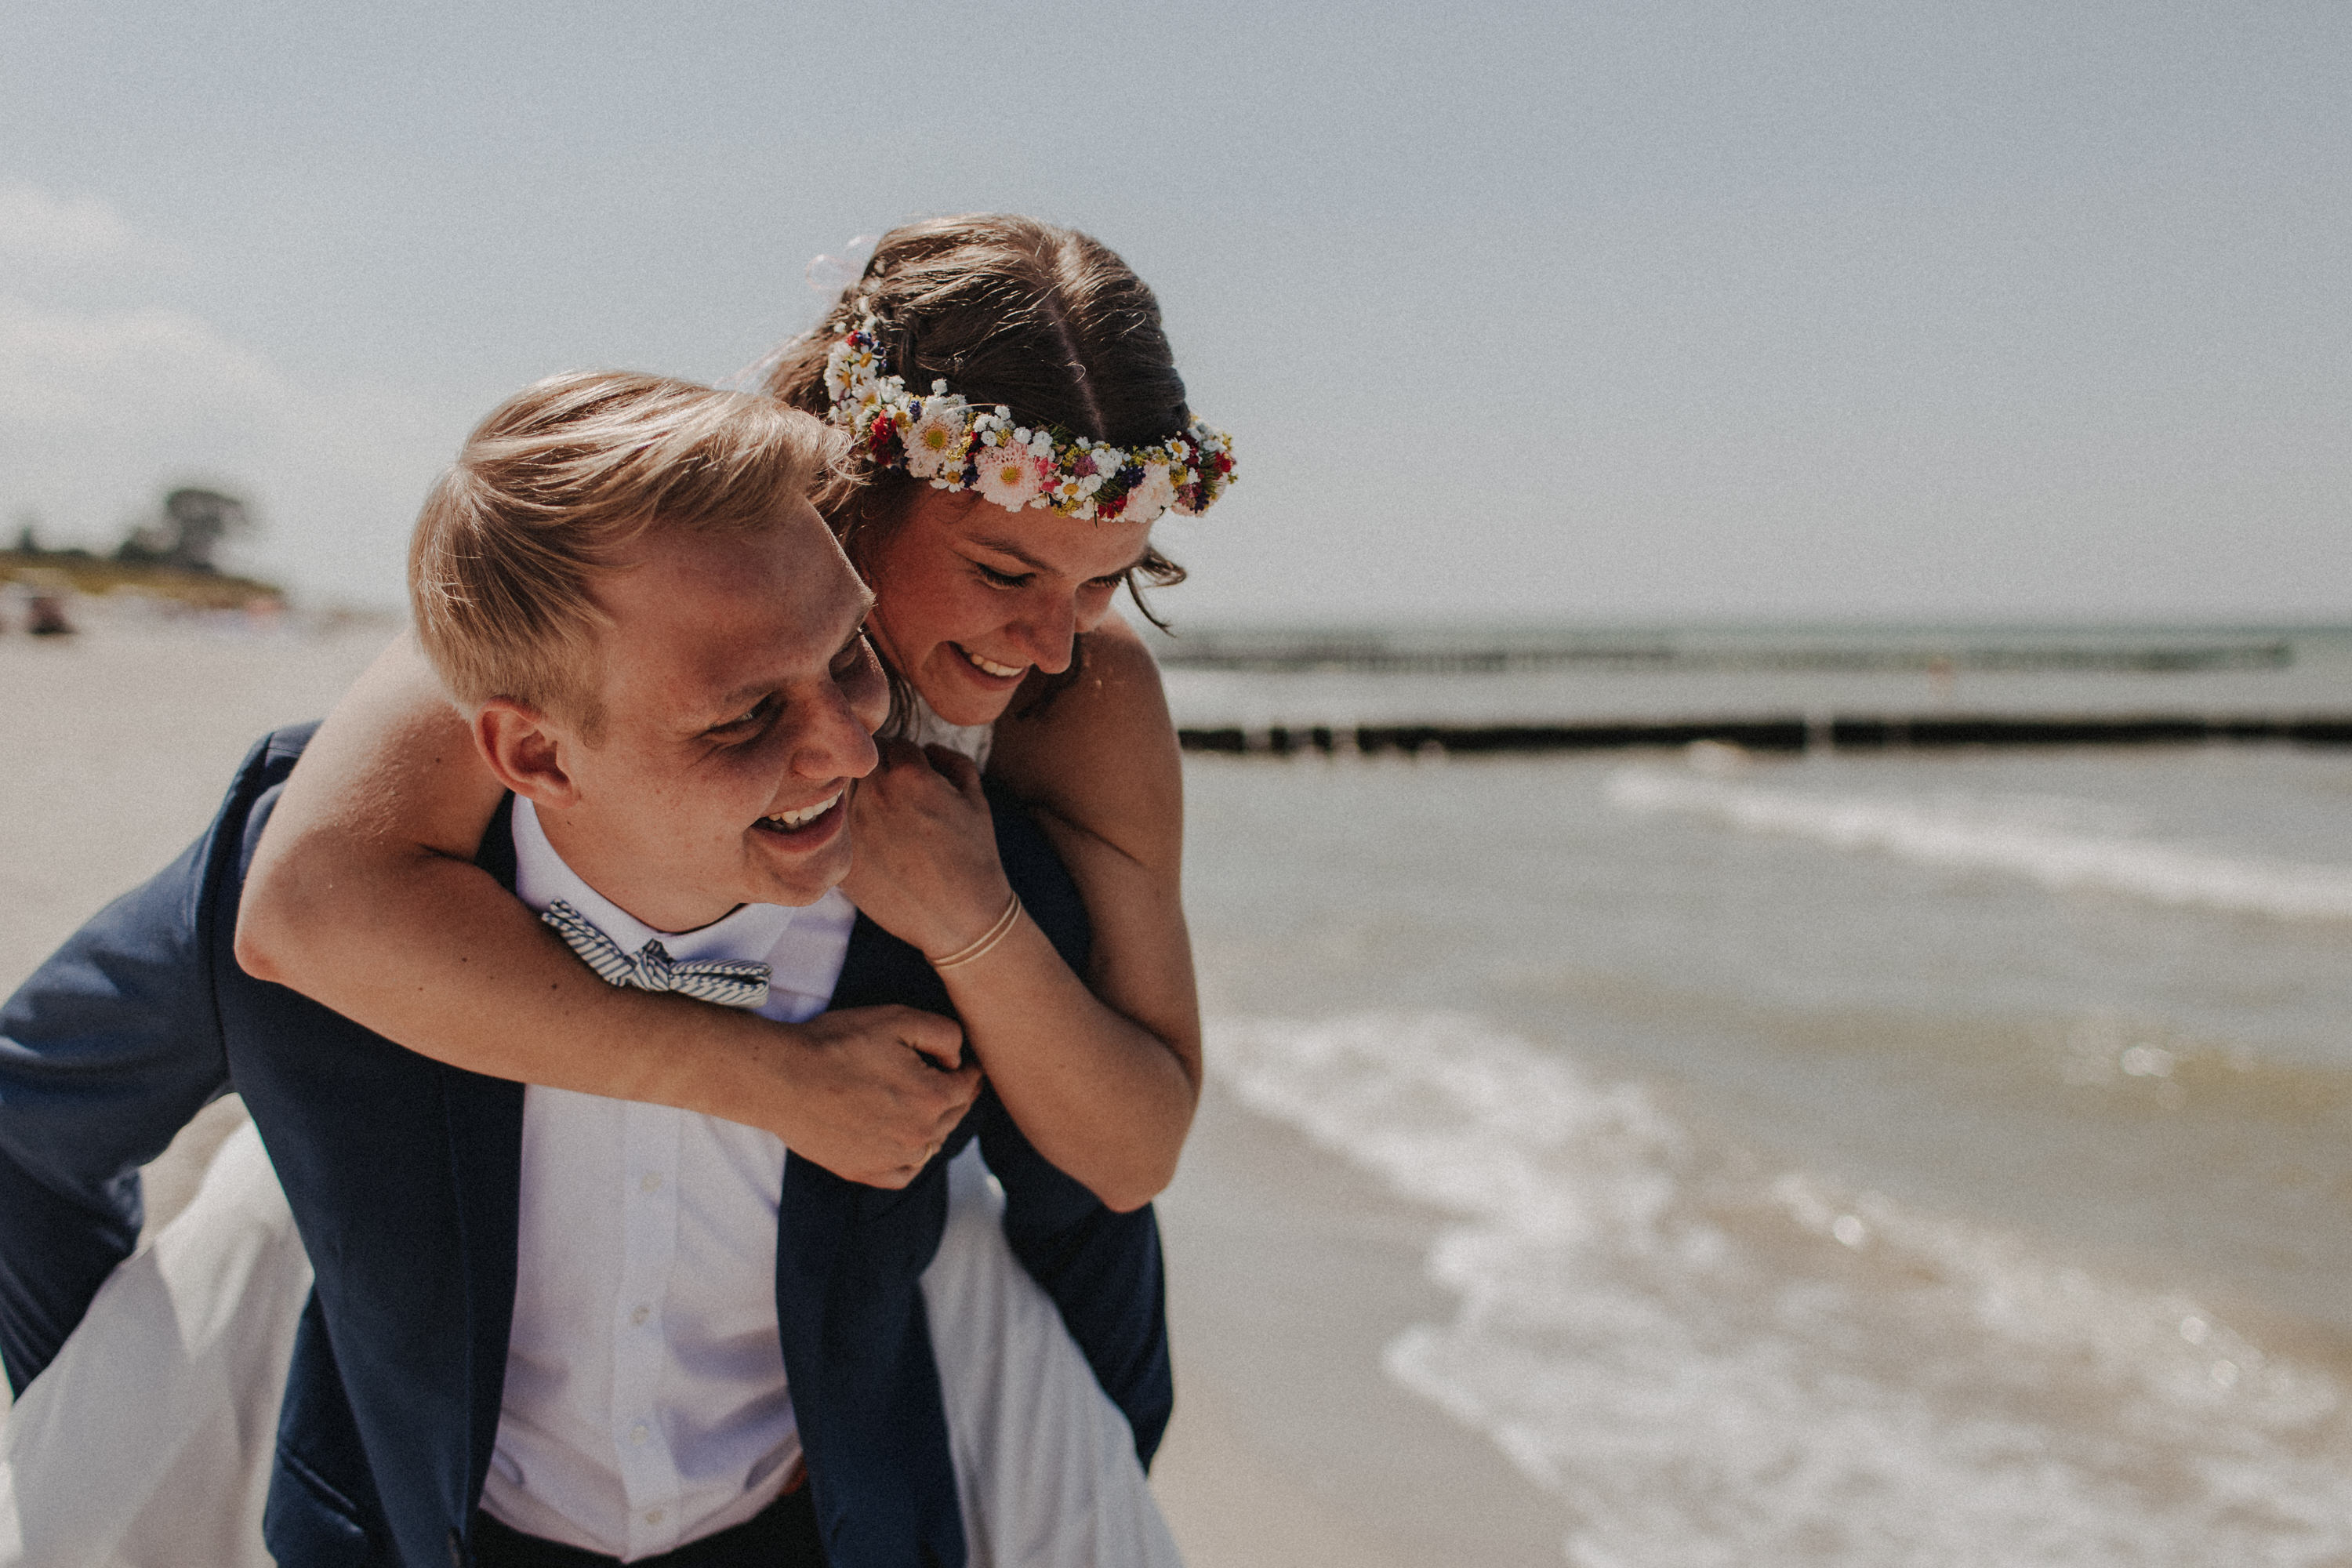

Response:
(2, 0), (2345, 622)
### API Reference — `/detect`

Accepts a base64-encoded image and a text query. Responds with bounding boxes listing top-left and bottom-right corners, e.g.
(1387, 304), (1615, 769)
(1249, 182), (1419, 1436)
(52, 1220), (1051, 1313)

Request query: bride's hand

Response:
(839, 739), (1015, 960)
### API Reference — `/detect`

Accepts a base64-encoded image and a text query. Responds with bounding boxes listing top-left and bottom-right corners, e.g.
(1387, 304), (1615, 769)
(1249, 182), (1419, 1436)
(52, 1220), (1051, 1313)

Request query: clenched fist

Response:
(760, 1003), (978, 1187)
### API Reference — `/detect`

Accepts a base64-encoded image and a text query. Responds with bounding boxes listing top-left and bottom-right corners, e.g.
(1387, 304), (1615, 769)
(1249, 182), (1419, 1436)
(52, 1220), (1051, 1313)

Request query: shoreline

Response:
(1149, 1083), (1564, 1566)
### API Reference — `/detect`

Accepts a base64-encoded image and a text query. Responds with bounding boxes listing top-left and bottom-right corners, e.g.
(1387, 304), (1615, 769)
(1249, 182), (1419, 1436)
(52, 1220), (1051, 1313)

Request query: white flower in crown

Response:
(973, 442), (1045, 510)
(822, 344), (855, 401)
(1123, 463), (1177, 521)
(902, 398), (971, 481)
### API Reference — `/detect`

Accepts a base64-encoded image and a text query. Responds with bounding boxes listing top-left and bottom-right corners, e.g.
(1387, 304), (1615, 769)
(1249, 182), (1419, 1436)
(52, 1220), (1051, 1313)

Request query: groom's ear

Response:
(473, 700), (582, 809)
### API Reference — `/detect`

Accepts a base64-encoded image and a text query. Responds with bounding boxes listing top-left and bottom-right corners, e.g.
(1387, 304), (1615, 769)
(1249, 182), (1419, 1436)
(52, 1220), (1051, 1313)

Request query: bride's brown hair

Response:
(764, 214), (1190, 632)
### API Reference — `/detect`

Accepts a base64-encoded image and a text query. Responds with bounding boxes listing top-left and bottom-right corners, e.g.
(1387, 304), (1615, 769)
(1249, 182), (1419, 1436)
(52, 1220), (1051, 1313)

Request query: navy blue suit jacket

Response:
(0, 724), (1171, 1568)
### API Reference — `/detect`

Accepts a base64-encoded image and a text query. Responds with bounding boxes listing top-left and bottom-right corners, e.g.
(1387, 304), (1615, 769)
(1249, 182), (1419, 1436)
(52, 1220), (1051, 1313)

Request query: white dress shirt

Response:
(478, 797), (856, 1561)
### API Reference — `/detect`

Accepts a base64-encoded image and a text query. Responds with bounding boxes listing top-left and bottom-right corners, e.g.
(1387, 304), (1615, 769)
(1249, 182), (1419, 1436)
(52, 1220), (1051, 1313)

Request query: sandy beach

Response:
(0, 612), (1522, 1566)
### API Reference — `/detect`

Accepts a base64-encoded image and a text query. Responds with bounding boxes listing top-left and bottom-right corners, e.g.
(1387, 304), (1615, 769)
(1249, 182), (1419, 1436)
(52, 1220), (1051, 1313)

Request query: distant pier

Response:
(1155, 635), (2298, 677)
(1178, 713), (2352, 757)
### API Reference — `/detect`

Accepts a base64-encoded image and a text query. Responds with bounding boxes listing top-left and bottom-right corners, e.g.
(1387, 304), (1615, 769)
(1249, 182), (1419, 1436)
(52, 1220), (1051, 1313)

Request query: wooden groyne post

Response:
(1178, 714), (2352, 757)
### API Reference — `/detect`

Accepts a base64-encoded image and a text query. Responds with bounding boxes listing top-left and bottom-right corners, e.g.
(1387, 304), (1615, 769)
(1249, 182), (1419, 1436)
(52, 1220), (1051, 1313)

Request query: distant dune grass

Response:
(1, 550), (284, 611)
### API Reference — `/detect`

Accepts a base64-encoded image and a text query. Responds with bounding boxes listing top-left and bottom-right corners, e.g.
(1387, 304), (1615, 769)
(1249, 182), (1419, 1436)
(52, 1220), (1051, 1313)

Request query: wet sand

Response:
(1151, 1083), (1566, 1567)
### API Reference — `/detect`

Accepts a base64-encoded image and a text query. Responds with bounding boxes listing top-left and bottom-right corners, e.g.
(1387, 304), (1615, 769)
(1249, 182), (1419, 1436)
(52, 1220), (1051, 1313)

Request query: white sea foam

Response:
(1607, 766), (2352, 921)
(1212, 1012), (2352, 1567)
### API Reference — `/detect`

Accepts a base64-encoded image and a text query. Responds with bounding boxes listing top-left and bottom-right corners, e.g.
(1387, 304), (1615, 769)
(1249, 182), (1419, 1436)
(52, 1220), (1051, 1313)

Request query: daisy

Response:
(902, 400), (971, 481)
(973, 443), (1045, 510)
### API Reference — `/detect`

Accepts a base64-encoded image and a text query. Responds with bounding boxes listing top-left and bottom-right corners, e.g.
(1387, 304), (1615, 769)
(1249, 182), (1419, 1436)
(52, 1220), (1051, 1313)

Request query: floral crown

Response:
(821, 315), (1235, 524)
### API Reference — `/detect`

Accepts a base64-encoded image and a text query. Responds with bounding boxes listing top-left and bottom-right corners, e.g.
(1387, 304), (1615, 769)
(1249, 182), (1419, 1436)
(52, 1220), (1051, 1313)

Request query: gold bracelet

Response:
(928, 891), (1024, 971)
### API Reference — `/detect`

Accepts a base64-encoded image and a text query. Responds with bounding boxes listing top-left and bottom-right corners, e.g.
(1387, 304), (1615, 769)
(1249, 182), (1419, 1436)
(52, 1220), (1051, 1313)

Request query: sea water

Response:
(1171, 637), (2352, 1566)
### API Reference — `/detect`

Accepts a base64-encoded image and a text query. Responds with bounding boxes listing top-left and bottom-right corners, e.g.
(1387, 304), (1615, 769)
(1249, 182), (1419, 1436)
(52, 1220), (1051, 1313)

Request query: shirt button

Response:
(630, 1305), (652, 1326)
(645, 1508), (666, 1525)
(630, 1422), (650, 1446)
(640, 1172), (662, 1193)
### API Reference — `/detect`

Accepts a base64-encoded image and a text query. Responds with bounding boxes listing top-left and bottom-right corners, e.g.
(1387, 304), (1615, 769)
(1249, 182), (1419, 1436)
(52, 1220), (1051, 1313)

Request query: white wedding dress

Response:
(0, 710), (1181, 1568)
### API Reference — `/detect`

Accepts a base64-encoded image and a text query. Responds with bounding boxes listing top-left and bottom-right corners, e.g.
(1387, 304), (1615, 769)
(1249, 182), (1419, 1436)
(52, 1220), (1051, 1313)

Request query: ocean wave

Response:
(1211, 1012), (2352, 1567)
(1607, 766), (2352, 921)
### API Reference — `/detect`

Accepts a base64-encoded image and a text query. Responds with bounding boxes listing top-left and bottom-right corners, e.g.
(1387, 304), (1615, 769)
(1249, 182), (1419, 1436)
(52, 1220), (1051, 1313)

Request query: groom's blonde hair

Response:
(409, 371), (840, 738)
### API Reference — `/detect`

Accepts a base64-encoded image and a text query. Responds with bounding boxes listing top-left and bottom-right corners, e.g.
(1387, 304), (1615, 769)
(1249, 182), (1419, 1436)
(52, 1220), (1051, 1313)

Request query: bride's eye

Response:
(976, 563), (1031, 589)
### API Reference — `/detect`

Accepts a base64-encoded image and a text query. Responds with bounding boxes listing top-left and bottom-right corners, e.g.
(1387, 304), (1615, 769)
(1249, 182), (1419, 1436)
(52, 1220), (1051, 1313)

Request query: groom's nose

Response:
(789, 677), (881, 780)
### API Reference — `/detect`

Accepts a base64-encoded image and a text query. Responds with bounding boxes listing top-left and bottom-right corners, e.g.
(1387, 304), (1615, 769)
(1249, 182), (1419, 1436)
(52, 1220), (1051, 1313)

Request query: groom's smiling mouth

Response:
(753, 790), (844, 839)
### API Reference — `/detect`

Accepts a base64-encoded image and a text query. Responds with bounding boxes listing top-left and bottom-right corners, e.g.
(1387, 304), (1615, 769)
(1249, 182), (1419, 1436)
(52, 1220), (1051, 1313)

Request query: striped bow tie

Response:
(539, 899), (772, 1010)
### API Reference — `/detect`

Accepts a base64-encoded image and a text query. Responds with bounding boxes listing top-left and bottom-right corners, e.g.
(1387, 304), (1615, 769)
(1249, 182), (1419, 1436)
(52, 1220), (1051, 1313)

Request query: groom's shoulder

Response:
(203, 724), (514, 1088)
(227, 721), (321, 840)
(214, 720), (325, 897)
(85, 720), (328, 980)
(230, 720), (324, 807)
(221, 725), (518, 929)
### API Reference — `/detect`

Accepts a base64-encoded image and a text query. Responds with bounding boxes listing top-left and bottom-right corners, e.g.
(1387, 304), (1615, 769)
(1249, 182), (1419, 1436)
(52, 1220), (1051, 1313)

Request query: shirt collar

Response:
(509, 795), (797, 968)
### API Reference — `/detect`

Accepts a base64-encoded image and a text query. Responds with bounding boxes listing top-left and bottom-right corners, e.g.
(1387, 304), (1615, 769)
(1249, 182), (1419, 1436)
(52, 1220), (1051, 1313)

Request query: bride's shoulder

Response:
(1058, 613), (1167, 709)
(1003, 614), (1171, 742)
(990, 613), (1181, 860)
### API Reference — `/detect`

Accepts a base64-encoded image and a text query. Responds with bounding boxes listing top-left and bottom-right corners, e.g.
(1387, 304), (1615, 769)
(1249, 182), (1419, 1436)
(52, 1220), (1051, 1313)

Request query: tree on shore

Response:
(116, 487), (252, 572)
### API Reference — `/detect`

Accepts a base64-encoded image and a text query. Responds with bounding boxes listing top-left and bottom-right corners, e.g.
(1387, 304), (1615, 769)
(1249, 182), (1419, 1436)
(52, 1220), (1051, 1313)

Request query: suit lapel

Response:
(448, 797), (530, 1516)
(774, 914), (884, 1540)
(776, 910), (967, 1566)
(442, 1062), (526, 1518)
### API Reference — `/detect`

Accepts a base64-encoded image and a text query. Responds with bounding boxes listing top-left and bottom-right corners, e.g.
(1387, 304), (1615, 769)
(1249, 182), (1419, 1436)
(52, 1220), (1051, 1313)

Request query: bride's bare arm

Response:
(232, 634), (977, 1187)
(844, 615), (1200, 1212)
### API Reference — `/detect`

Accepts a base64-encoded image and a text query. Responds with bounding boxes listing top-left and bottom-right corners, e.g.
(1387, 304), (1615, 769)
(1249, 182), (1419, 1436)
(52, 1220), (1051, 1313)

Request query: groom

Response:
(0, 372), (1168, 1566)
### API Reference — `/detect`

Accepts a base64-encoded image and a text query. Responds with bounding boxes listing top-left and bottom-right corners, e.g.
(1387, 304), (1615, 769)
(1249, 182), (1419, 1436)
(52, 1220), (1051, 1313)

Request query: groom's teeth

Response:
(964, 649), (1022, 679)
(765, 793), (840, 831)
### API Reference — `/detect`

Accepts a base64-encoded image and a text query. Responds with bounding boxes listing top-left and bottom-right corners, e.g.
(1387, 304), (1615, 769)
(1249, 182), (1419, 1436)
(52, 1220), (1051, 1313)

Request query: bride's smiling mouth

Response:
(955, 644), (1025, 681)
